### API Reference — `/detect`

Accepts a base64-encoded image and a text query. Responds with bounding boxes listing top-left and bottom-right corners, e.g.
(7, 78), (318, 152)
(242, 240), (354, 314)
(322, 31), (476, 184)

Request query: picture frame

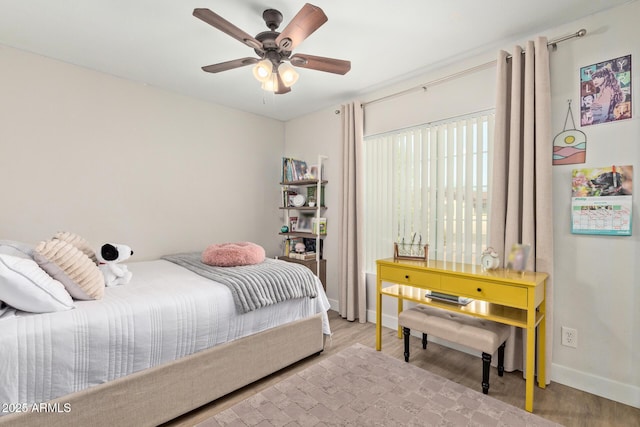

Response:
(297, 215), (312, 232)
(289, 216), (298, 231)
(308, 164), (323, 180)
(506, 243), (531, 272)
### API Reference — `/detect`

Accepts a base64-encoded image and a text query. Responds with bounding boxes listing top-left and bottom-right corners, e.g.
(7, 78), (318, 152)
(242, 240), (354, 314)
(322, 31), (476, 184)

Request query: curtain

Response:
(489, 38), (554, 381)
(339, 101), (366, 322)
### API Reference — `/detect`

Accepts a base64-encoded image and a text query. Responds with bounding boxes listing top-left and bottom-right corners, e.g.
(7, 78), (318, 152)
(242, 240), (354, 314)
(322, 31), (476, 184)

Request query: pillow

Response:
(202, 242), (266, 267)
(34, 239), (104, 300)
(0, 254), (75, 313)
(0, 240), (35, 259)
(53, 231), (98, 264)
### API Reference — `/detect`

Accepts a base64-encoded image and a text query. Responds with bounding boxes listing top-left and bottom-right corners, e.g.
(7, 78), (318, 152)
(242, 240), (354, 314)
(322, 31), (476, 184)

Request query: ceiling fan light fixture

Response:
(261, 73), (279, 92)
(252, 59), (273, 83)
(278, 62), (299, 87)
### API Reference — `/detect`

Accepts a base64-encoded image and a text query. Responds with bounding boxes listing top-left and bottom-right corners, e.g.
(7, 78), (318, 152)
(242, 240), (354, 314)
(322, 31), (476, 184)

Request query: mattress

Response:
(0, 259), (331, 411)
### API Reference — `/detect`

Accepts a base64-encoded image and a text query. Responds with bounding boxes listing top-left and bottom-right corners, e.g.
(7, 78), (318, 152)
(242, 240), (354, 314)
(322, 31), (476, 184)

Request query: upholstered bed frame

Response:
(0, 313), (324, 427)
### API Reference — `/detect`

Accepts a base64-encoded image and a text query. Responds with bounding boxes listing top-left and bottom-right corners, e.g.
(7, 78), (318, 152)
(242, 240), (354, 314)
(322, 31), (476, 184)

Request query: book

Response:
(291, 159), (308, 181)
(312, 217), (327, 235)
(426, 291), (473, 306)
(281, 157), (309, 182)
(289, 252), (317, 261)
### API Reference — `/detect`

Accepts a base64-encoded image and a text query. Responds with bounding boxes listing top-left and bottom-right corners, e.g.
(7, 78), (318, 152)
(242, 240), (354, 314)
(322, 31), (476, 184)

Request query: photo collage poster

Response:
(580, 55), (632, 126)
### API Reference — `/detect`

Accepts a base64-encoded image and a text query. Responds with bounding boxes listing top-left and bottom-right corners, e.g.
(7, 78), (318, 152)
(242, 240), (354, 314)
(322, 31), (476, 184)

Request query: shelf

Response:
(280, 180), (327, 186)
(280, 206), (327, 211)
(380, 284), (531, 328)
(279, 232), (326, 238)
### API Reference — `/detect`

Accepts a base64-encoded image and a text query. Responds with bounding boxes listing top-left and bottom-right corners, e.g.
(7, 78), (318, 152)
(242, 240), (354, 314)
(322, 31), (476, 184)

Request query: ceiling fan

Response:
(193, 3), (351, 94)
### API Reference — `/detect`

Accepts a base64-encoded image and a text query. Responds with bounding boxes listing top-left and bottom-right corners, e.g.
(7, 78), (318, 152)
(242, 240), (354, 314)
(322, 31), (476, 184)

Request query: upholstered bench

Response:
(398, 304), (510, 394)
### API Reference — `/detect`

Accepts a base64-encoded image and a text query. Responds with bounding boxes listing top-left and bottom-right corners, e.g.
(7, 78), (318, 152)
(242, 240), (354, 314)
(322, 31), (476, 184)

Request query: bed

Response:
(0, 248), (330, 427)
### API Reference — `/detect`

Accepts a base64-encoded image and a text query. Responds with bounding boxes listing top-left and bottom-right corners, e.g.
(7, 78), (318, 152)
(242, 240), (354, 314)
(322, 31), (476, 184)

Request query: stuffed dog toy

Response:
(97, 243), (134, 287)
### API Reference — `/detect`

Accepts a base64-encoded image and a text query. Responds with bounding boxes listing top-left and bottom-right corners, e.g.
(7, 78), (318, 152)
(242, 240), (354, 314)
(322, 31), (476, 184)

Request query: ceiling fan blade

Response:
(275, 72), (292, 94)
(193, 8), (263, 51)
(275, 3), (327, 51)
(290, 53), (351, 75)
(201, 57), (259, 73)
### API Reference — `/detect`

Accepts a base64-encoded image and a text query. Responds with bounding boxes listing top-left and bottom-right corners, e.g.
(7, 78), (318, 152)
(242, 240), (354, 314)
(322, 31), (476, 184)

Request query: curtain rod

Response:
(363, 28), (587, 108)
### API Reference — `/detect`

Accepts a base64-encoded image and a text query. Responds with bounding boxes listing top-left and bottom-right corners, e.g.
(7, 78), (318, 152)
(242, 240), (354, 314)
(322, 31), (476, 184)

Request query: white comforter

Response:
(0, 260), (330, 409)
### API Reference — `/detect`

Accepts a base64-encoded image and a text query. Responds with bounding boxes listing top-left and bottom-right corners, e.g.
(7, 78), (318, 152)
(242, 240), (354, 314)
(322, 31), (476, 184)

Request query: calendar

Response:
(571, 166), (633, 236)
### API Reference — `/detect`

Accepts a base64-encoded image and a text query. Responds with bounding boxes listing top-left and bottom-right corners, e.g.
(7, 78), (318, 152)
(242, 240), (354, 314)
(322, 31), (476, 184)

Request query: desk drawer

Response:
(441, 277), (527, 308)
(379, 266), (441, 288)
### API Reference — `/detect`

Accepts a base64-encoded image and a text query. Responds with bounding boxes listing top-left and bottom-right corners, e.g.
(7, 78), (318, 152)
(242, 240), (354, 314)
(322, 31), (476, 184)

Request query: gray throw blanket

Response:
(162, 252), (318, 313)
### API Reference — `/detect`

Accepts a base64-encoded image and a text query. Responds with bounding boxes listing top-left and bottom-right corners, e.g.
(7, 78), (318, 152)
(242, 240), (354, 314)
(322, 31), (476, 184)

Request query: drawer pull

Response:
(477, 287), (482, 292)
(405, 275), (410, 279)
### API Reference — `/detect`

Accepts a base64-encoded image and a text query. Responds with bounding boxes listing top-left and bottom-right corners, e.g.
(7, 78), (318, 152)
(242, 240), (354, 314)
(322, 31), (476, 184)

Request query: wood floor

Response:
(165, 310), (640, 427)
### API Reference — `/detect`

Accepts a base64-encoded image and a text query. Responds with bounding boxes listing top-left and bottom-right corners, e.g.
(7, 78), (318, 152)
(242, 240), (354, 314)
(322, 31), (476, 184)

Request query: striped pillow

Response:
(53, 231), (98, 265)
(34, 239), (104, 300)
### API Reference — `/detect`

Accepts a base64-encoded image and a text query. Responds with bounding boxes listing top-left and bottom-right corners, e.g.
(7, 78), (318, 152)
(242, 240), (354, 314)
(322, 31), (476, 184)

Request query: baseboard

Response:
(368, 308), (640, 409)
(552, 363), (640, 409)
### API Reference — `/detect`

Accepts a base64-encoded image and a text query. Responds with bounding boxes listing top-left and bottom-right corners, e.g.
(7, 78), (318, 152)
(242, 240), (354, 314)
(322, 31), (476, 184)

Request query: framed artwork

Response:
(580, 55), (632, 126)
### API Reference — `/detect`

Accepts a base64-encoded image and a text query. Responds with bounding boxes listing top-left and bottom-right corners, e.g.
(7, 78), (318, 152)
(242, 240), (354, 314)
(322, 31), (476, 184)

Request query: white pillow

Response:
(0, 254), (75, 313)
(0, 240), (35, 259)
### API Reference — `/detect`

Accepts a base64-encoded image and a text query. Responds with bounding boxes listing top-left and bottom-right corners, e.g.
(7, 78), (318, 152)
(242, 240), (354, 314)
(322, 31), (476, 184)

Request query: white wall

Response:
(547, 2), (639, 407)
(284, 1), (639, 408)
(0, 45), (285, 260)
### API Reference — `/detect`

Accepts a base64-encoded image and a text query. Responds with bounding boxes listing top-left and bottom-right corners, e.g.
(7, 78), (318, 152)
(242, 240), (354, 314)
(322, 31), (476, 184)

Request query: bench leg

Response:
(498, 342), (506, 377)
(422, 333), (428, 349)
(482, 352), (492, 394)
(403, 327), (410, 362)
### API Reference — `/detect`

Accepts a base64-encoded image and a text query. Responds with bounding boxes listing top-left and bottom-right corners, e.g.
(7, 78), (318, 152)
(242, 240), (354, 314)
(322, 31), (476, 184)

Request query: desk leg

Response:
(525, 315), (535, 412)
(538, 298), (547, 388)
(376, 276), (382, 351)
(397, 297), (404, 338)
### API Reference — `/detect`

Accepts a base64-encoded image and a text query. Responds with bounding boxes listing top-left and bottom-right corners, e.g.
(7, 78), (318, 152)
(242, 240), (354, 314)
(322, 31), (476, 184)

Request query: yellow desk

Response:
(375, 257), (548, 413)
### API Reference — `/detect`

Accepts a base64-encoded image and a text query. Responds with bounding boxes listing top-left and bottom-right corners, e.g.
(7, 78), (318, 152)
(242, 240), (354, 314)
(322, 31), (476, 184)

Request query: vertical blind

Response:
(363, 111), (495, 272)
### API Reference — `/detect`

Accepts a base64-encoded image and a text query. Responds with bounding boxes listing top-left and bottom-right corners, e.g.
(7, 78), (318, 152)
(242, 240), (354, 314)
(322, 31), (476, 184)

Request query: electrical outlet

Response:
(561, 326), (578, 348)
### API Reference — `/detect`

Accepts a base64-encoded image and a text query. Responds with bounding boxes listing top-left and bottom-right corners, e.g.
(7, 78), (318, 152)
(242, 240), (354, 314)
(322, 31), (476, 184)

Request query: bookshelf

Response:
(279, 155), (327, 288)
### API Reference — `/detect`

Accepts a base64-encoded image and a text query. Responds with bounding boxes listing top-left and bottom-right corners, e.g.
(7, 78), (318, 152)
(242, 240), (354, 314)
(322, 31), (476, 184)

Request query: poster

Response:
(580, 54), (632, 126)
(571, 165), (633, 236)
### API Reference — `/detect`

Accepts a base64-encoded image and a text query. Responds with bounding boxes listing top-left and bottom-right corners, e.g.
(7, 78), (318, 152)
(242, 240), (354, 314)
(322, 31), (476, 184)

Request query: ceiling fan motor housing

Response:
(255, 9), (293, 61)
(262, 9), (283, 31)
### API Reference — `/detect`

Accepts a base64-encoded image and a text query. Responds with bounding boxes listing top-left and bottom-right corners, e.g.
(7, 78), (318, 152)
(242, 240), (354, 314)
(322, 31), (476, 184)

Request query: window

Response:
(363, 110), (495, 272)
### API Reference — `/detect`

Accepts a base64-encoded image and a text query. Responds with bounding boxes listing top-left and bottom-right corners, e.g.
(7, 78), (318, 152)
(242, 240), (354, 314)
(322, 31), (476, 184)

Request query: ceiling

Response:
(0, 1), (631, 121)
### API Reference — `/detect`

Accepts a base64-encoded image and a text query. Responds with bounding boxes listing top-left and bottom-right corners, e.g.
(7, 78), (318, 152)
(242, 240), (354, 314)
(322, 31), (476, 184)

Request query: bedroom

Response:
(1, 0), (638, 425)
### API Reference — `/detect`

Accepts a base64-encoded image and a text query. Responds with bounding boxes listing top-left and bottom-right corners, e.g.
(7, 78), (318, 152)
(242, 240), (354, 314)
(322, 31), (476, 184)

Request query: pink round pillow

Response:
(201, 242), (266, 267)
